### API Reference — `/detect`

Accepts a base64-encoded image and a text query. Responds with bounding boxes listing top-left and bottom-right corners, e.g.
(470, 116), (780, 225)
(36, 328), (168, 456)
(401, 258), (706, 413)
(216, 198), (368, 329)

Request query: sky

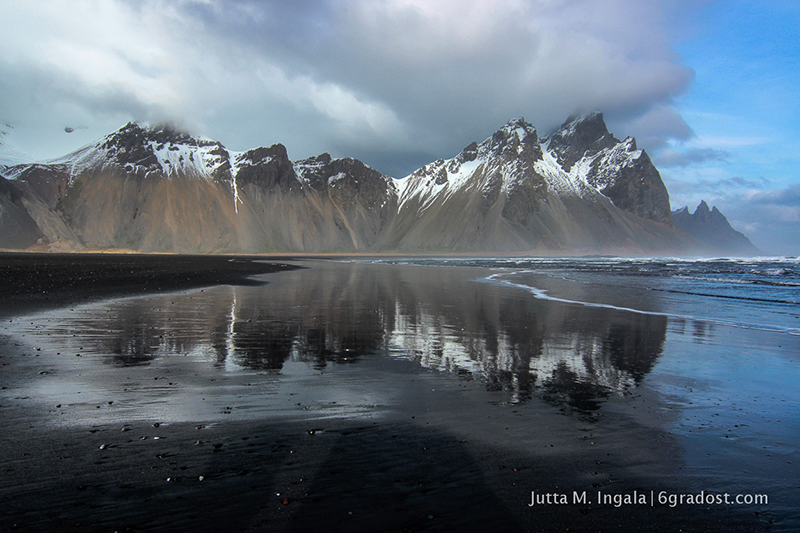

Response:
(0, 0), (798, 254)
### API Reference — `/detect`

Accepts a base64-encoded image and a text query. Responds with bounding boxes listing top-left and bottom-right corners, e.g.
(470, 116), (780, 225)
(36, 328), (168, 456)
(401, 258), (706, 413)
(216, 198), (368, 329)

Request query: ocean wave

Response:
(673, 274), (800, 288)
(479, 271), (800, 338)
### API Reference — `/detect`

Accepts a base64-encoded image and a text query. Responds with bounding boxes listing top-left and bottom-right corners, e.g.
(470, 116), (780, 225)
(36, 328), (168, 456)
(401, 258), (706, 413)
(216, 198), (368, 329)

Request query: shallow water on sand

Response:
(5, 260), (673, 414)
(3, 259), (800, 530)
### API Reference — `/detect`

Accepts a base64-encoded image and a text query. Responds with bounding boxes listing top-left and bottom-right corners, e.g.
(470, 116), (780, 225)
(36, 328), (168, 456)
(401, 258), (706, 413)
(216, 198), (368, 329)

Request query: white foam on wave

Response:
(480, 271), (800, 338)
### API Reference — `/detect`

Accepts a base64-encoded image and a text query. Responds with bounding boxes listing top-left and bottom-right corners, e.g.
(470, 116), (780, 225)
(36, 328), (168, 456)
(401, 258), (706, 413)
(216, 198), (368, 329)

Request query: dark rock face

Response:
(672, 201), (761, 255)
(98, 122), (163, 173)
(492, 121), (547, 224)
(235, 144), (298, 190)
(458, 142), (478, 163)
(9, 164), (71, 208)
(294, 153), (395, 208)
(484, 117), (541, 161)
(547, 114), (672, 225)
(547, 113), (618, 171)
(292, 153), (333, 191)
(589, 145), (672, 225)
(323, 158), (394, 211)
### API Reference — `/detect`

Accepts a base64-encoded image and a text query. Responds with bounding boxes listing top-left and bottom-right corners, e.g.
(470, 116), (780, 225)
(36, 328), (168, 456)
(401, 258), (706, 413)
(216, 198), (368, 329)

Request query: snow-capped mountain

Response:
(0, 114), (749, 254)
(2, 121), (398, 252)
(381, 113), (682, 252)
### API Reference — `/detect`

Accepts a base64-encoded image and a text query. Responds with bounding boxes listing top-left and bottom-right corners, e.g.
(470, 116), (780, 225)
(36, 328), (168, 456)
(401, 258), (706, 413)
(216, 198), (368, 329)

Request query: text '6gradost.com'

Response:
(529, 490), (769, 508)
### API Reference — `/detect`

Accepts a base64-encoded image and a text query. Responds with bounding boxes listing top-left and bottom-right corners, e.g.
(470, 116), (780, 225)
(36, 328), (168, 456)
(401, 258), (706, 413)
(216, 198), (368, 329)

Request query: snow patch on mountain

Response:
(292, 156), (327, 185)
(534, 147), (589, 197)
(228, 150), (246, 213)
(47, 144), (104, 180)
(146, 139), (227, 179)
(584, 137), (642, 191)
(328, 172), (347, 186)
(45, 123), (228, 181)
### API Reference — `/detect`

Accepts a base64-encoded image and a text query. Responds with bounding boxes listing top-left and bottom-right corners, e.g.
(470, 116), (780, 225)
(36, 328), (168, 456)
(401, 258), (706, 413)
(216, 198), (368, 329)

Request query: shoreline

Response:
(2, 248), (782, 260)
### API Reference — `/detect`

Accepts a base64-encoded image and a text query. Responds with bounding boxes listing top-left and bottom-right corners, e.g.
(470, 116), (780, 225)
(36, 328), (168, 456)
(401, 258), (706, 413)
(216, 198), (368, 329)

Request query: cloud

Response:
(693, 135), (771, 149)
(665, 173), (770, 204)
(654, 147), (730, 167)
(612, 105), (694, 150)
(729, 186), (800, 253)
(746, 183), (800, 206)
(1, 0), (697, 175)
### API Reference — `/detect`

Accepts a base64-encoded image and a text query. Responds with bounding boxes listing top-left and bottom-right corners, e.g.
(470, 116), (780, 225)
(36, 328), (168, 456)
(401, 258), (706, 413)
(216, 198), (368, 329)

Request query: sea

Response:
(358, 256), (800, 336)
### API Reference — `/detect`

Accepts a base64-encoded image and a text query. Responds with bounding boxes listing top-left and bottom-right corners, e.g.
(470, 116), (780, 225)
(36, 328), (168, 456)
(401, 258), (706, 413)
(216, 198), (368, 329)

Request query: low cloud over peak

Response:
(2, 0), (697, 176)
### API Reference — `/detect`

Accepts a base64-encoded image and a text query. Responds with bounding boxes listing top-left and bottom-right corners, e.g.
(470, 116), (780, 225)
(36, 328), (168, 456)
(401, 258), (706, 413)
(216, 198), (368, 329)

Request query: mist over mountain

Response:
(0, 125), (33, 171)
(672, 201), (762, 256)
(0, 114), (758, 255)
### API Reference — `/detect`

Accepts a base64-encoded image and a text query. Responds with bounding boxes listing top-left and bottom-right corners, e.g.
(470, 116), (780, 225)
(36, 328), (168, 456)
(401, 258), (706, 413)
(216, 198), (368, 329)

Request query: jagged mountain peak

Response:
(683, 200), (720, 223)
(99, 121), (217, 150)
(294, 152), (382, 174)
(673, 201), (761, 255)
(47, 121), (231, 181)
(237, 143), (290, 166)
(480, 117), (539, 157)
(551, 112), (615, 145)
(497, 117), (537, 137)
(293, 152), (391, 193)
(560, 111), (606, 132)
(546, 111), (619, 172)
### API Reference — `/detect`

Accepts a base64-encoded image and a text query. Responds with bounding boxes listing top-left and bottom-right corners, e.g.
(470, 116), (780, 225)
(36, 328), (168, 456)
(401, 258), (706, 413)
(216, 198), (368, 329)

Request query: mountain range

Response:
(0, 113), (757, 255)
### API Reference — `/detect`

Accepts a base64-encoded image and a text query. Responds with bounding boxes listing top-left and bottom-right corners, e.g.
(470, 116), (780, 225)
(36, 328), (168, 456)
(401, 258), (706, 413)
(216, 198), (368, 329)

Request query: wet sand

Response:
(0, 256), (793, 532)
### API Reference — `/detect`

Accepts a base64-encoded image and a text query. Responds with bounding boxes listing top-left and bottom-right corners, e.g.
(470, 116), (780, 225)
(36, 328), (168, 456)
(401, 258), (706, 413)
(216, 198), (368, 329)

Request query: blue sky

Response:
(659, 1), (800, 253)
(0, 0), (798, 254)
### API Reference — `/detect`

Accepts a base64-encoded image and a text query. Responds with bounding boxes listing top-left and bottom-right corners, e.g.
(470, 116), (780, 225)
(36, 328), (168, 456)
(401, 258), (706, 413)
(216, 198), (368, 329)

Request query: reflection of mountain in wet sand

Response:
(386, 266), (667, 409)
(22, 261), (667, 411)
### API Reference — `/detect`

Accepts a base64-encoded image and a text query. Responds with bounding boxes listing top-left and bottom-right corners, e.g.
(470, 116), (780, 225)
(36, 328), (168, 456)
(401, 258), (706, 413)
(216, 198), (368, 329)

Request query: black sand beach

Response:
(1, 254), (795, 532)
(0, 253), (301, 318)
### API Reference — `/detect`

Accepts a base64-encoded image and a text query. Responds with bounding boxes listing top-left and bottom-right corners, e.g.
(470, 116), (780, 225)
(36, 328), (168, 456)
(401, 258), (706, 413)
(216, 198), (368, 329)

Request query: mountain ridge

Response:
(0, 114), (754, 255)
(672, 201), (762, 255)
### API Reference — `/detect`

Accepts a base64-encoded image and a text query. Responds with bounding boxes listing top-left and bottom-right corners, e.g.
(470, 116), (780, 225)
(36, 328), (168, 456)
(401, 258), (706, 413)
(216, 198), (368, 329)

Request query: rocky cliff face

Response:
(672, 201), (761, 256)
(546, 113), (672, 224)
(0, 115), (714, 254)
